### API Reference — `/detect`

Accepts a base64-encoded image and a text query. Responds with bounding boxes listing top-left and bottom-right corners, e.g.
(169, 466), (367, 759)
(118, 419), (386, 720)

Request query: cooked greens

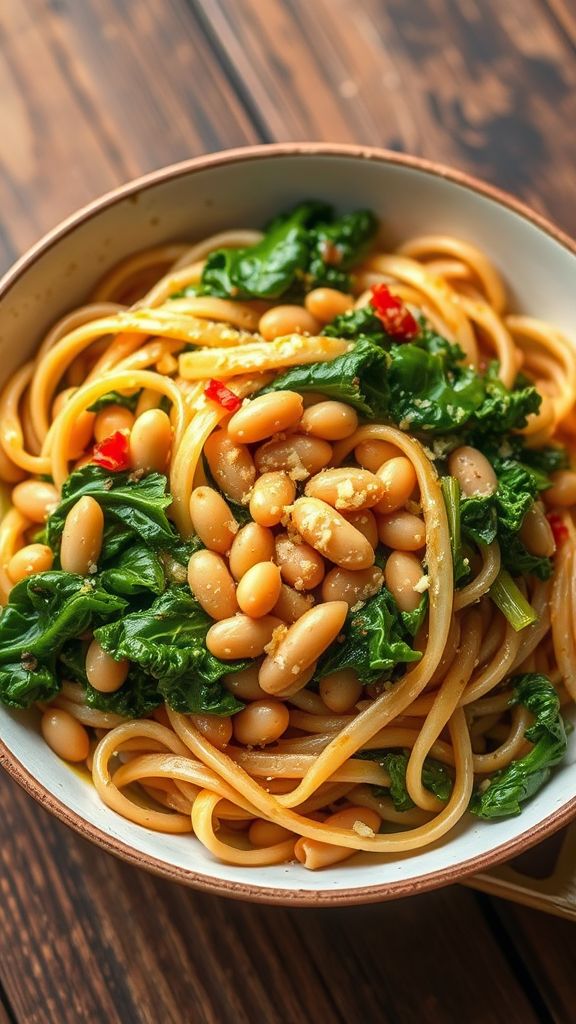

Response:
(261, 338), (389, 418)
(470, 675), (568, 818)
(0, 573), (127, 709)
(262, 324), (542, 442)
(46, 465), (197, 564)
(359, 749), (453, 811)
(87, 390), (140, 413)
(200, 202), (378, 299)
(94, 587), (245, 715)
(60, 642), (162, 719)
(317, 587), (422, 685)
(0, 468), (234, 716)
(99, 544), (166, 596)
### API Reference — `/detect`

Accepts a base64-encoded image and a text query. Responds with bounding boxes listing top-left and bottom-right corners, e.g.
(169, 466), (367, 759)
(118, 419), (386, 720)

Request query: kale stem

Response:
(441, 476), (462, 581)
(489, 568), (538, 631)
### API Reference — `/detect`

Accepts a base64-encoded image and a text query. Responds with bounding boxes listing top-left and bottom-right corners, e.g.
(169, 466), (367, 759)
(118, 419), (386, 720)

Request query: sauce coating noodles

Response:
(1, 214), (575, 870)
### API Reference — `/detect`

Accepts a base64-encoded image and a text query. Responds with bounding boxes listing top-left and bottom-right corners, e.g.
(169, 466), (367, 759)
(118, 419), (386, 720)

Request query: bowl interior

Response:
(1, 148), (575, 902)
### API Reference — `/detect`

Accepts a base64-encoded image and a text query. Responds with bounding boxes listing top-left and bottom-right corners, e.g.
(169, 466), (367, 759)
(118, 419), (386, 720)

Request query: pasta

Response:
(0, 200), (575, 871)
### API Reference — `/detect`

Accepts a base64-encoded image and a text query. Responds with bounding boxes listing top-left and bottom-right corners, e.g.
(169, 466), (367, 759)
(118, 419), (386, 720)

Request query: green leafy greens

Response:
(0, 466), (235, 716)
(87, 391), (140, 413)
(0, 573), (127, 709)
(317, 587), (422, 685)
(358, 749), (453, 811)
(94, 587), (245, 715)
(46, 465), (196, 564)
(200, 202), (377, 299)
(261, 338), (389, 419)
(59, 642), (162, 719)
(471, 674), (568, 818)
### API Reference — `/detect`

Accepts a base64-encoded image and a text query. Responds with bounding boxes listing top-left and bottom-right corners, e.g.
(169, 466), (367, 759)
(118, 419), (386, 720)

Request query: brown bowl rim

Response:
(1, 141), (576, 906)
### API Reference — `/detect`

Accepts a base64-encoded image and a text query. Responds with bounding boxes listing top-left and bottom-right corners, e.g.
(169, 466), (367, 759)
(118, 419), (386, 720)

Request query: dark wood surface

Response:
(1, 1), (575, 1021)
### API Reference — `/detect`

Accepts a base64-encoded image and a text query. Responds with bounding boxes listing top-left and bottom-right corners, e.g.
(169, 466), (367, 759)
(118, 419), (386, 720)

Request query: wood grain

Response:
(0, 778), (542, 1024)
(0, 0), (258, 268)
(195, 0), (576, 234)
(0, 997), (13, 1024)
(0, 0), (576, 1021)
(492, 901), (576, 1021)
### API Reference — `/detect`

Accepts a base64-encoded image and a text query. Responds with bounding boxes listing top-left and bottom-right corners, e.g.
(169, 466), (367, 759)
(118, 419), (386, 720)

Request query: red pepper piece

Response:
(370, 283), (419, 340)
(546, 512), (569, 547)
(92, 430), (131, 472)
(204, 378), (242, 413)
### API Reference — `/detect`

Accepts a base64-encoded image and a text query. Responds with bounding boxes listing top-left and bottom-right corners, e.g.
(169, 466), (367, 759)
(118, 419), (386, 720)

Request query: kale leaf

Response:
(87, 390), (140, 413)
(399, 594), (428, 638)
(520, 444), (569, 481)
(85, 668), (163, 718)
(494, 460), (539, 534)
(358, 749), (453, 811)
(0, 572), (127, 663)
(0, 572), (127, 709)
(500, 535), (553, 581)
(447, 457), (553, 582)
(460, 494), (498, 546)
(317, 587), (422, 685)
(260, 338), (389, 418)
(306, 209), (378, 291)
(94, 586), (244, 715)
(200, 202), (377, 299)
(99, 544), (166, 596)
(59, 642), (162, 719)
(322, 304), (387, 344)
(470, 674), (568, 818)
(387, 342), (486, 434)
(472, 366), (541, 435)
(46, 465), (193, 562)
(0, 659), (58, 710)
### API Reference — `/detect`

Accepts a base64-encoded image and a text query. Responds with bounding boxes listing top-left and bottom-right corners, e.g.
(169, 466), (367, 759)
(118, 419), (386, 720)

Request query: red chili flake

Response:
(370, 283), (419, 340)
(204, 378), (242, 413)
(92, 430), (131, 472)
(547, 512), (569, 547)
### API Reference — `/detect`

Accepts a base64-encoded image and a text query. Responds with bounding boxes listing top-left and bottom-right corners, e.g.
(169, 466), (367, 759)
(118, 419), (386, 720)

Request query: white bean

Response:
(60, 496), (104, 574)
(259, 601), (348, 696)
(290, 497), (375, 570)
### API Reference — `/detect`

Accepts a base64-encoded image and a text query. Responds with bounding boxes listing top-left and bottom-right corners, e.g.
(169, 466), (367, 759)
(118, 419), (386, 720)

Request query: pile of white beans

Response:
(184, 386), (436, 751)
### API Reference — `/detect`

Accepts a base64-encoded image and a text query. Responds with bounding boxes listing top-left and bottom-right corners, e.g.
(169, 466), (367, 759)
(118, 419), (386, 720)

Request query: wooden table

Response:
(1, 2), (576, 1020)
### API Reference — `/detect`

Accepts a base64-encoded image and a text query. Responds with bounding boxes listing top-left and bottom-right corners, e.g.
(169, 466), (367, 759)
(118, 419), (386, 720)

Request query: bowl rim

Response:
(1, 141), (576, 906)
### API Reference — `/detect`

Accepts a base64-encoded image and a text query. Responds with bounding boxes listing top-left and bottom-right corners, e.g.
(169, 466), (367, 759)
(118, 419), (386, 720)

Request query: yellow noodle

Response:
(456, 295), (517, 387)
(91, 245), (189, 302)
(398, 235), (507, 312)
(472, 706), (532, 773)
(178, 334), (350, 380)
(406, 611), (481, 810)
(0, 508), (30, 602)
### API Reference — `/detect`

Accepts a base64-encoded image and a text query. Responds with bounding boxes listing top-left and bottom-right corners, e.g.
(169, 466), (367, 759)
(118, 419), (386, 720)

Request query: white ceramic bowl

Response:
(1, 144), (575, 905)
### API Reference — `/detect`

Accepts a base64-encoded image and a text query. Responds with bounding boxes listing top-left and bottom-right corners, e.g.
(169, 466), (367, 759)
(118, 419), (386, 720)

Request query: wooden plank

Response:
(0, 0), (258, 267)
(491, 900), (576, 1022)
(0, 998), (13, 1024)
(195, 0), (576, 234)
(541, 0), (576, 48)
(0, 776), (541, 1024)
